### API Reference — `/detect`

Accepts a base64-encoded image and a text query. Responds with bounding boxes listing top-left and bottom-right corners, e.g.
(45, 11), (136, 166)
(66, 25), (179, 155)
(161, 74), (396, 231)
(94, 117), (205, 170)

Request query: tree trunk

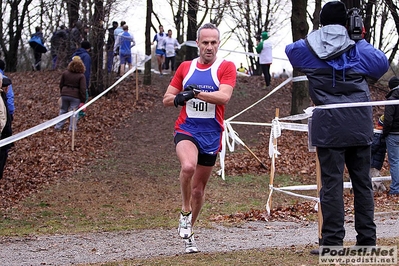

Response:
(67, 0), (80, 29)
(2, 0), (33, 72)
(90, 0), (105, 96)
(186, 0), (198, 60)
(144, 0), (153, 85)
(290, 0), (310, 116)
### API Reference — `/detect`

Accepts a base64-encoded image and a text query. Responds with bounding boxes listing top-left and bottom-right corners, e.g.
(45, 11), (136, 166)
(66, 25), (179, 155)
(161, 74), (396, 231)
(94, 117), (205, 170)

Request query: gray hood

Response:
(306, 25), (355, 60)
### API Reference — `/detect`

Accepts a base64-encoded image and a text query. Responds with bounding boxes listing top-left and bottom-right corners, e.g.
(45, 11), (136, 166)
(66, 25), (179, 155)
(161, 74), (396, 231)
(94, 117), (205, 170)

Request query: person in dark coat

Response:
(54, 56), (86, 131)
(31, 26), (45, 71)
(50, 25), (69, 69)
(383, 76), (399, 195)
(370, 115), (387, 192)
(72, 41), (91, 94)
(107, 21), (118, 73)
(286, 1), (389, 250)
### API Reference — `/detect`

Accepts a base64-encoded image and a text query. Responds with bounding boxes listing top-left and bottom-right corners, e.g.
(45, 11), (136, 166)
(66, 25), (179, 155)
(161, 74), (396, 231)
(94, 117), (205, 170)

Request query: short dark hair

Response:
(197, 23), (220, 40)
(81, 40), (91, 50)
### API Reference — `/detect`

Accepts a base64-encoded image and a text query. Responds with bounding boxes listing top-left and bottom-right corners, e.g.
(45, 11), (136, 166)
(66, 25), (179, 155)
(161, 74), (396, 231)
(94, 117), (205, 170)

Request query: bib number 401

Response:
(193, 101), (208, 112)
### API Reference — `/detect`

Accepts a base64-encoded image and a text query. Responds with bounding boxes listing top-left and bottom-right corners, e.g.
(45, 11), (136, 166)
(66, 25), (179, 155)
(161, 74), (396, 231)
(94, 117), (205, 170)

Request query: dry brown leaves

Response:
(0, 70), (162, 210)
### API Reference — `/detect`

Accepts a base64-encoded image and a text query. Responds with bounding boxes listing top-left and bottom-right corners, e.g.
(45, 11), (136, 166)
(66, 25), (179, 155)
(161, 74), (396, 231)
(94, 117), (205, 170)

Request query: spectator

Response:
(50, 25), (69, 70)
(30, 26), (45, 71)
(113, 21), (126, 44)
(113, 25), (135, 77)
(383, 76), (399, 196)
(162, 29), (181, 76)
(163, 23), (236, 253)
(106, 21), (118, 73)
(279, 69), (289, 79)
(72, 41), (92, 98)
(152, 25), (167, 76)
(237, 63), (248, 74)
(256, 31), (272, 88)
(0, 73), (13, 179)
(69, 21), (83, 59)
(0, 60), (14, 122)
(285, 0), (389, 251)
(54, 56), (86, 132)
(370, 115), (387, 192)
(113, 21), (126, 76)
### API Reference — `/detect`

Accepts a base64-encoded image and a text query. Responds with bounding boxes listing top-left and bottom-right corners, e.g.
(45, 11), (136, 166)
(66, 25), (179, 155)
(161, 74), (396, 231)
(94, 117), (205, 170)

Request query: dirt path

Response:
(0, 212), (398, 265)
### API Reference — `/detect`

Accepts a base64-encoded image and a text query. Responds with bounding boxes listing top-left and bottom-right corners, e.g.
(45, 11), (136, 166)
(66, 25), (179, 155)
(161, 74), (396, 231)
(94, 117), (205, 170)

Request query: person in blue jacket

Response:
(72, 41), (91, 98)
(286, 1), (389, 250)
(0, 60), (14, 123)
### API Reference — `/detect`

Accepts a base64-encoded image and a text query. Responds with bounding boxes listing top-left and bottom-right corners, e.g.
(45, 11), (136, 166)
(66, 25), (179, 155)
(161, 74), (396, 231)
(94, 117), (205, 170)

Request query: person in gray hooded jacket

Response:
(285, 1), (388, 249)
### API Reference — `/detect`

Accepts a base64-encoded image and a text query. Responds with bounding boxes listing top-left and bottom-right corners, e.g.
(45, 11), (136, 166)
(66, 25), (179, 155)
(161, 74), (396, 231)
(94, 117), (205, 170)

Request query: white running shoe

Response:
(178, 211), (192, 239)
(184, 233), (199, 253)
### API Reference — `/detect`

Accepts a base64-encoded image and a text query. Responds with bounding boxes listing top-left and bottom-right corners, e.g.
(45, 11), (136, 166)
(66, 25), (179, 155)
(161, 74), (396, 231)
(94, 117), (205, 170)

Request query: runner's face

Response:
(197, 29), (219, 64)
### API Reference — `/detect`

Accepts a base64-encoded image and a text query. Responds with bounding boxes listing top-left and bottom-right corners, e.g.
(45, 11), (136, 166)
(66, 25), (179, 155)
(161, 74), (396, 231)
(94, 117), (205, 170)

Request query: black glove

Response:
(174, 90), (195, 107)
(184, 84), (201, 96)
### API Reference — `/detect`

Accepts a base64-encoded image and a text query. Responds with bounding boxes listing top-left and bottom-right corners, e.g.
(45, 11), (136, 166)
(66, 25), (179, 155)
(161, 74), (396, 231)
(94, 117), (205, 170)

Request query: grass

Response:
(0, 151), (398, 265)
(0, 171), (305, 236)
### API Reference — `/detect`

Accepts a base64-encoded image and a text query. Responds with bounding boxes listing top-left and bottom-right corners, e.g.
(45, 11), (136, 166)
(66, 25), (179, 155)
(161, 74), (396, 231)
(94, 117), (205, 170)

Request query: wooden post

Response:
(268, 108), (279, 212)
(316, 152), (323, 241)
(136, 54), (139, 101)
(71, 112), (76, 151)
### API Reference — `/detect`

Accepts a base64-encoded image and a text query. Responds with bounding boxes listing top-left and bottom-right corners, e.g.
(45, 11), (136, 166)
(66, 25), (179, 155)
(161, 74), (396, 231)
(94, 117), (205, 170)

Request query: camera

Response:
(347, 8), (364, 41)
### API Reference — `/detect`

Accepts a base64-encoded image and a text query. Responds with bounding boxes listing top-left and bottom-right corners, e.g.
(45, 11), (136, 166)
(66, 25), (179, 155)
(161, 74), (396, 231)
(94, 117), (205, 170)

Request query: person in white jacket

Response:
(162, 29), (181, 76)
(256, 31), (272, 88)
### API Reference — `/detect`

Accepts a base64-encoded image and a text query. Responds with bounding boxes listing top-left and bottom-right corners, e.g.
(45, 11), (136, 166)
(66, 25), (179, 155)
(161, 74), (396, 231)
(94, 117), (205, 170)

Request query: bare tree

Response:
(144, 0), (153, 85)
(223, 0), (290, 76)
(290, 0), (310, 116)
(384, 0), (399, 64)
(186, 0), (199, 60)
(90, 0), (106, 96)
(0, 0), (34, 71)
(67, 0), (81, 29)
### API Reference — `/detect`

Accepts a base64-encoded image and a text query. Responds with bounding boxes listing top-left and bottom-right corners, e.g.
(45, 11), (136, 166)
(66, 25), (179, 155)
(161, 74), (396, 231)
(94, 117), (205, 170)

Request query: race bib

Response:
(186, 99), (216, 118)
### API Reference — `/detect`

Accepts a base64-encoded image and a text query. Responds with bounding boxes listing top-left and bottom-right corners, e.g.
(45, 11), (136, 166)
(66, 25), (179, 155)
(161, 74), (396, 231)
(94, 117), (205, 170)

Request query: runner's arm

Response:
(163, 85), (181, 107)
(195, 84), (233, 105)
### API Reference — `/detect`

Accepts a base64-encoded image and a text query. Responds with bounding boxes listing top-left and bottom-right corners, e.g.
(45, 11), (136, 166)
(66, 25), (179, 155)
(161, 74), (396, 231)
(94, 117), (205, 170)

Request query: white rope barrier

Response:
(217, 74), (393, 215)
(265, 176), (392, 214)
(0, 55), (151, 148)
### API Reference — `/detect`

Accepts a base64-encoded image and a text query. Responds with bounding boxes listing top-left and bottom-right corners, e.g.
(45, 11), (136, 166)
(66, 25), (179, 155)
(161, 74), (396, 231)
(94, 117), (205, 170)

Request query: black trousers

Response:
(164, 56), (176, 71)
(317, 146), (376, 246)
(0, 147), (8, 179)
(260, 64), (271, 86)
(34, 51), (41, 70)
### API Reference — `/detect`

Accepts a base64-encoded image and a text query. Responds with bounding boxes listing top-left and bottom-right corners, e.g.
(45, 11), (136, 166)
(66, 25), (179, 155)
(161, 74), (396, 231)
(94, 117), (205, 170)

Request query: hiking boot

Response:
(178, 211), (192, 239)
(184, 233), (199, 253)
